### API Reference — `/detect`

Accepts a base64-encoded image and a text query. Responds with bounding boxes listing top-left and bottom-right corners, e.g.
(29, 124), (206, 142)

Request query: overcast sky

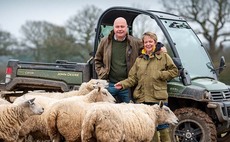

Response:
(0, 0), (163, 37)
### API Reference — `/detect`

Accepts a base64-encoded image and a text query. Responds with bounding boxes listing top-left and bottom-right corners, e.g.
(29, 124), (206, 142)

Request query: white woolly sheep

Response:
(81, 101), (179, 142)
(14, 95), (59, 141)
(46, 87), (116, 142)
(22, 78), (109, 99)
(0, 98), (44, 142)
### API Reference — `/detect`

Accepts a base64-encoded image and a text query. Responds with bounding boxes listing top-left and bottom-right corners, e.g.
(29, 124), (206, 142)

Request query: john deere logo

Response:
(57, 72), (79, 77)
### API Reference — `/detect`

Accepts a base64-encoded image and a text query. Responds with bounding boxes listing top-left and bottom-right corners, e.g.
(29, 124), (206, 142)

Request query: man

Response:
(94, 17), (142, 103)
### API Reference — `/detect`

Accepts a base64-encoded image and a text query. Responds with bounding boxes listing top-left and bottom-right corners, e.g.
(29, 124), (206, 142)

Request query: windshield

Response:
(161, 19), (217, 79)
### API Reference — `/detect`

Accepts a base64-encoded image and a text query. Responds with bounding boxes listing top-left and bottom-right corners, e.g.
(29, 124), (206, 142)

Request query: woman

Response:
(115, 32), (178, 142)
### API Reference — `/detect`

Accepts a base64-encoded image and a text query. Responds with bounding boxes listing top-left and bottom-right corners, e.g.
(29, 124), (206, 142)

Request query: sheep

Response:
(14, 94), (60, 141)
(81, 101), (179, 142)
(15, 95), (59, 141)
(0, 98), (44, 142)
(22, 78), (109, 99)
(14, 94), (58, 140)
(46, 87), (116, 142)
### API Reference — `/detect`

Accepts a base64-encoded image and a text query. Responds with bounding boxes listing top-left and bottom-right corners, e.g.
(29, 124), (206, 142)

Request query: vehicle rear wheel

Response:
(170, 107), (217, 142)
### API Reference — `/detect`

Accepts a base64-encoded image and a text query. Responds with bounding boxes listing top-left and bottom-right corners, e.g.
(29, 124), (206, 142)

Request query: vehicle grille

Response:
(222, 106), (230, 117)
(210, 90), (230, 101)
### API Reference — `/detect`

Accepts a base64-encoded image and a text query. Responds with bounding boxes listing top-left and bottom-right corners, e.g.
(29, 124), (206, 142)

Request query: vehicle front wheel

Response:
(170, 107), (217, 142)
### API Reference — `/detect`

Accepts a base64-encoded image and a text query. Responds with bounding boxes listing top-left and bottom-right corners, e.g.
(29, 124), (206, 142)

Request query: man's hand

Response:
(161, 46), (167, 53)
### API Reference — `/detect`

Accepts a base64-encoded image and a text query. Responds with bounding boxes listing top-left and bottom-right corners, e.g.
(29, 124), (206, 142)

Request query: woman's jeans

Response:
(108, 82), (130, 103)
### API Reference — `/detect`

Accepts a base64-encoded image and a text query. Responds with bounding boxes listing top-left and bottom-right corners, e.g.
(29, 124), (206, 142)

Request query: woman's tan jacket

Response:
(120, 52), (178, 103)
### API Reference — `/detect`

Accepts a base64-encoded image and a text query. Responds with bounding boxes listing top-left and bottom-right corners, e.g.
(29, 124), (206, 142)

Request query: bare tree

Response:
(0, 28), (17, 55)
(66, 5), (102, 54)
(21, 21), (53, 61)
(161, 0), (230, 61)
(20, 21), (84, 62)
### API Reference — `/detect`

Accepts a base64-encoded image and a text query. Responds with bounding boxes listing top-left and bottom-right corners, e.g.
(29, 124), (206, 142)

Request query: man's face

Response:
(113, 18), (127, 40)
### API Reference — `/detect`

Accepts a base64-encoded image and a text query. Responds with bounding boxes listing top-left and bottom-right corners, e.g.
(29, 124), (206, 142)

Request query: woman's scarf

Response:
(141, 45), (156, 60)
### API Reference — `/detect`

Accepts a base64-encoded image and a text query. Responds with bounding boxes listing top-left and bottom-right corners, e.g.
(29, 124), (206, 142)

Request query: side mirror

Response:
(180, 68), (191, 86)
(219, 56), (226, 74)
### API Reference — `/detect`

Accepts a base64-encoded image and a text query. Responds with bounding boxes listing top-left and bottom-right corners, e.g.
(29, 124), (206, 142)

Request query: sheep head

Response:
(78, 79), (109, 95)
(88, 87), (116, 103)
(153, 102), (178, 126)
(22, 98), (44, 115)
(89, 79), (109, 89)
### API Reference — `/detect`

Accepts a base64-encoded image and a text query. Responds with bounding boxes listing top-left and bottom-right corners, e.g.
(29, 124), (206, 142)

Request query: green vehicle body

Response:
(1, 7), (230, 142)
(2, 59), (91, 92)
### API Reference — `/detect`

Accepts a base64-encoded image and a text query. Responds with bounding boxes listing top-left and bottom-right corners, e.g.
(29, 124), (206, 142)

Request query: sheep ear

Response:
(159, 101), (163, 108)
(98, 86), (101, 92)
(27, 98), (35, 105)
(93, 84), (97, 89)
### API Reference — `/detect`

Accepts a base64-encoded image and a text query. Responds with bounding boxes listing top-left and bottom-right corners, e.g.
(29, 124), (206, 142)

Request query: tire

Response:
(170, 108), (217, 142)
(217, 131), (230, 142)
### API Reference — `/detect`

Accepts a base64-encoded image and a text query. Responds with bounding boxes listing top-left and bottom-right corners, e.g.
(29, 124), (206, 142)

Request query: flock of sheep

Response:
(0, 79), (178, 142)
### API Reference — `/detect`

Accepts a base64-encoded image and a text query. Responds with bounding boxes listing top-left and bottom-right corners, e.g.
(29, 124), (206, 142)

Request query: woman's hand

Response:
(114, 82), (123, 90)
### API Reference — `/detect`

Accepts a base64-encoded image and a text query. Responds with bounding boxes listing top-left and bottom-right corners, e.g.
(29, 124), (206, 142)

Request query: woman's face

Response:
(143, 35), (156, 54)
